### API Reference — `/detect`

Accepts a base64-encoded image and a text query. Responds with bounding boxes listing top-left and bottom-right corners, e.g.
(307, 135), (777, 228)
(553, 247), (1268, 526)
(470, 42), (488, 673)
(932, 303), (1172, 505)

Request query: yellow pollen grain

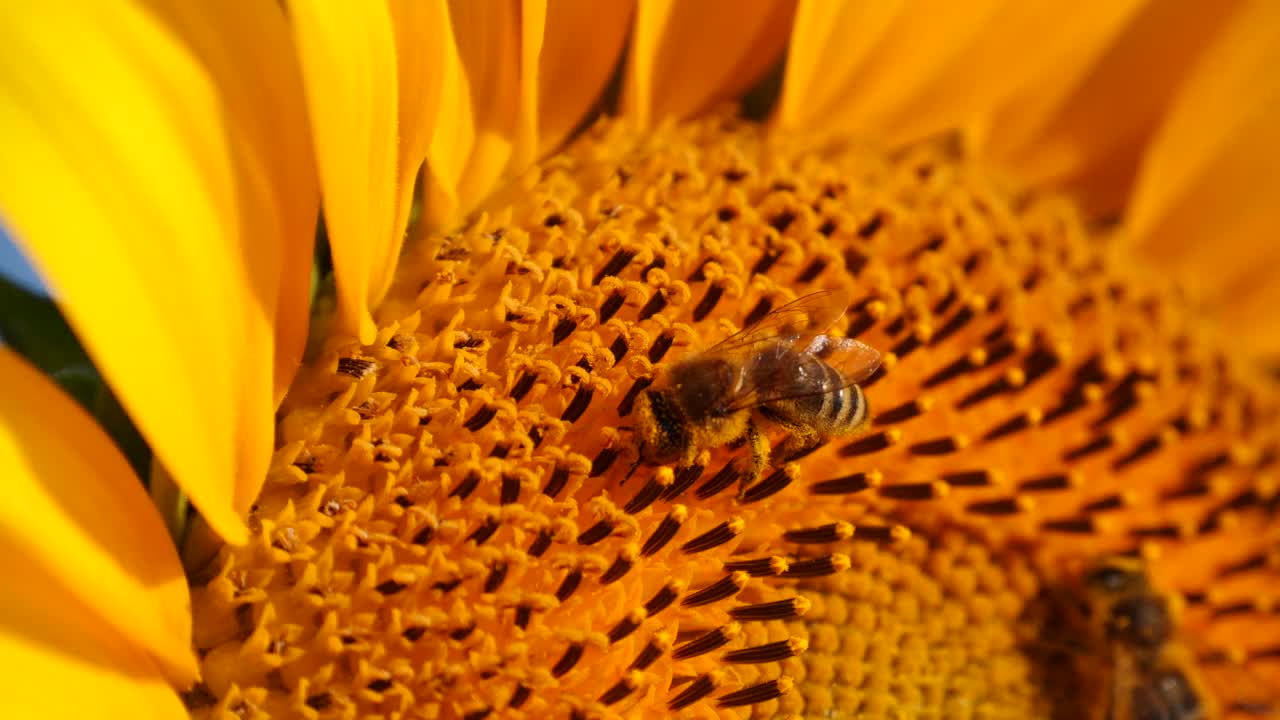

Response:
(186, 113), (1280, 719)
(768, 556), (791, 576)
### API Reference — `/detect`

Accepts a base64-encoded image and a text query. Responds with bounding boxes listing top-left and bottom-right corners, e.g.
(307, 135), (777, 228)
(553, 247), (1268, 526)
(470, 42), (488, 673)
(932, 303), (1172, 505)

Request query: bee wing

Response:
(803, 335), (882, 383)
(725, 335), (881, 412)
(703, 289), (852, 358)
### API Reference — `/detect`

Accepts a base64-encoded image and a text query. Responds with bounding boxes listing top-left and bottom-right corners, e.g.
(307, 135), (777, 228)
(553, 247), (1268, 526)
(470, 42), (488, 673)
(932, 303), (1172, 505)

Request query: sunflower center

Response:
(186, 113), (1279, 718)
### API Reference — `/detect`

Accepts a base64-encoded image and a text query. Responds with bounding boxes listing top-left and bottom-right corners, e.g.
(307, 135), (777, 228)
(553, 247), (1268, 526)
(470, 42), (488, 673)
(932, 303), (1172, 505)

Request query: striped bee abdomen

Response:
(762, 356), (869, 437)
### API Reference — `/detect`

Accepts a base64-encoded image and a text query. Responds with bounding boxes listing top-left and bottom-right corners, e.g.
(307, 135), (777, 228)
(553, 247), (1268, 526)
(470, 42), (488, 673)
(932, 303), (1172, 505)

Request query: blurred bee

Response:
(633, 290), (880, 487)
(1079, 556), (1214, 720)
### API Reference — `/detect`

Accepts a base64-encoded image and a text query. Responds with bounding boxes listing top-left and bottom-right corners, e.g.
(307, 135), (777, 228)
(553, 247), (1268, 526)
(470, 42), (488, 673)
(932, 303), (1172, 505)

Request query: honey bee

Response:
(633, 290), (880, 486)
(1078, 556), (1214, 720)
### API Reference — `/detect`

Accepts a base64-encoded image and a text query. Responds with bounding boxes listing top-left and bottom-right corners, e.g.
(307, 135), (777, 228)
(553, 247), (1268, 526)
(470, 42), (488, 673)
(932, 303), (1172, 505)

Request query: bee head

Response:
(633, 387), (690, 465)
(1084, 556), (1147, 597)
(1105, 594), (1171, 649)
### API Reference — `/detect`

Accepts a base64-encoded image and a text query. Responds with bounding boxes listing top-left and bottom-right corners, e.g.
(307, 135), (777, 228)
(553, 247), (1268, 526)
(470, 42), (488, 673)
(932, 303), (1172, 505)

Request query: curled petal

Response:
(451, 0), (543, 215)
(626, 0), (795, 127)
(422, 2), (631, 232)
(538, 0), (633, 153)
(424, 1), (549, 230)
(421, 4), (476, 230)
(0, 1), (259, 542)
(286, 0), (399, 345)
(1127, 1), (1280, 359)
(983, 0), (1240, 216)
(427, 1), (548, 232)
(779, 0), (1145, 150)
(388, 0), (448, 258)
(140, 0), (319, 511)
(0, 578), (187, 720)
(778, 0), (899, 135)
(0, 349), (196, 687)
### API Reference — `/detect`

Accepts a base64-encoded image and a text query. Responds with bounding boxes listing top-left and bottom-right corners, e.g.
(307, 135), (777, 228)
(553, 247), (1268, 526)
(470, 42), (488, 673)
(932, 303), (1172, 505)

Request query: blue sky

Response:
(0, 221), (47, 295)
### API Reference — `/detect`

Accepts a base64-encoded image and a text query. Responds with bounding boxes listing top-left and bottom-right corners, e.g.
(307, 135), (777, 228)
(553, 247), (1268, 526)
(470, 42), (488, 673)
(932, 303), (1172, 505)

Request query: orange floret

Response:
(188, 113), (1280, 719)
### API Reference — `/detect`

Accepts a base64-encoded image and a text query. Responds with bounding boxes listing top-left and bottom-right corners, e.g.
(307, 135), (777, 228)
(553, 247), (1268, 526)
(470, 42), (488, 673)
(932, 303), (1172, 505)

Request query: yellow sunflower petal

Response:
(780, 1), (1145, 150)
(424, 2), (547, 231)
(1127, 1), (1280, 359)
(139, 1), (319, 510)
(286, 1), (399, 345)
(782, 1), (1002, 141)
(0, 349), (197, 686)
(777, 1), (906, 134)
(538, 0), (633, 153)
(0, 552), (187, 720)
(514, 1), (547, 174)
(625, 0), (795, 127)
(982, 1), (1240, 216)
(454, 1), (545, 218)
(388, 0), (448, 255)
(422, 2), (628, 232)
(0, 1), (253, 543)
(422, 4), (475, 230)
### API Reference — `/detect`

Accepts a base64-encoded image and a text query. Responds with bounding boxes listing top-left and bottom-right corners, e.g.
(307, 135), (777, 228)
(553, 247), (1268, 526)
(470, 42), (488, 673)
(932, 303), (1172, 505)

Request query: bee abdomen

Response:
(764, 360), (869, 436)
(805, 359), (865, 435)
(826, 383), (868, 435)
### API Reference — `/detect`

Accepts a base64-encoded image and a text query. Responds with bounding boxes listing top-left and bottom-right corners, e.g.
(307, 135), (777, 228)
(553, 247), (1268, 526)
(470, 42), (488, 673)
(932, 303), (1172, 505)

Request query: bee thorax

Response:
(670, 356), (739, 422)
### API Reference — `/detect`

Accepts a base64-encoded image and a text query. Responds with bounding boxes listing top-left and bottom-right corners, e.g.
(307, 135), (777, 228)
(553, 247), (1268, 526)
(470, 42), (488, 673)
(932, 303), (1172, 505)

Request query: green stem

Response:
(149, 460), (189, 546)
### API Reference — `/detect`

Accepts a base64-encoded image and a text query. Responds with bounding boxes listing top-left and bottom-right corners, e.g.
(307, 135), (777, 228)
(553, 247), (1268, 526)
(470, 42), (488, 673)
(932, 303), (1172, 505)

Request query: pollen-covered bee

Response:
(633, 290), (880, 486)
(1079, 556), (1214, 720)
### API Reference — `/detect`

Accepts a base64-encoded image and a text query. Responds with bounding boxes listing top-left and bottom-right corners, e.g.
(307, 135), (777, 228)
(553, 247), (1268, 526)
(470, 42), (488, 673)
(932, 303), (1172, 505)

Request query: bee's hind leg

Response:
(772, 430), (825, 465)
(735, 419), (770, 496)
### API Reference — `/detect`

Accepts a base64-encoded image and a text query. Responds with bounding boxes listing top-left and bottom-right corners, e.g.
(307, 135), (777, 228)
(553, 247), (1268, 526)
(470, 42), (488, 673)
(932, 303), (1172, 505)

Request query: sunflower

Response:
(2, 2), (1279, 718)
